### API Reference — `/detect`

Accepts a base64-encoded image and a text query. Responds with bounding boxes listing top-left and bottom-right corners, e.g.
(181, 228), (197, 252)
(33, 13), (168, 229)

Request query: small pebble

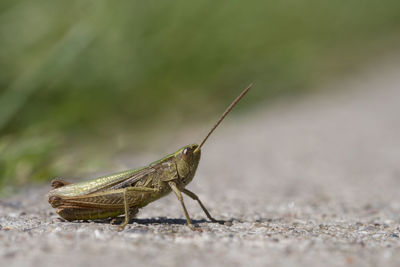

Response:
(224, 221), (233, 227)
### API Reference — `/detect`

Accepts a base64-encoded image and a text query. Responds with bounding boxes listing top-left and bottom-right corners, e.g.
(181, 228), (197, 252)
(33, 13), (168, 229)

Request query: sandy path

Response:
(1, 54), (400, 267)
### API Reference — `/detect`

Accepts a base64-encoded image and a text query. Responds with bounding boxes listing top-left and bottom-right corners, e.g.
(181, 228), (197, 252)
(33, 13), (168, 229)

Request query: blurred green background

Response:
(1, 0), (400, 194)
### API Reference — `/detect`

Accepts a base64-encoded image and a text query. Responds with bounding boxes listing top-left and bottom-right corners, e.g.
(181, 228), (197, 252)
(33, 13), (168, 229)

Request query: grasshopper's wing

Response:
(49, 167), (156, 197)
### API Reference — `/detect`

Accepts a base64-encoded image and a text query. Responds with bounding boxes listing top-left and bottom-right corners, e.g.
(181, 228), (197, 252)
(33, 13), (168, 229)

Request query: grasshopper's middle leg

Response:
(117, 186), (159, 231)
(182, 189), (223, 224)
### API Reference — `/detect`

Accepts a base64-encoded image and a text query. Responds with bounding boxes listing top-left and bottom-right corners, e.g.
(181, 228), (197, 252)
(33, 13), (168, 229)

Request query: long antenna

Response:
(194, 83), (253, 153)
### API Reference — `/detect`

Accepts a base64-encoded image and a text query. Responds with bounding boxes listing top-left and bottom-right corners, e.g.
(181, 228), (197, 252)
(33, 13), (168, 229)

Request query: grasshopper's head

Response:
(174, 144), (201, 186)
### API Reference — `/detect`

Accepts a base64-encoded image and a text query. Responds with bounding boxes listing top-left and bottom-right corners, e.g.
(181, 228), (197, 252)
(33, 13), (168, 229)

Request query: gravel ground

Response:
(1, 55), (400, 267)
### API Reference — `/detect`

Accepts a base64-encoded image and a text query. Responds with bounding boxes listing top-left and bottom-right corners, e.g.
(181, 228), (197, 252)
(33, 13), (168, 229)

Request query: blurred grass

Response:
(1, 0), (400, 194)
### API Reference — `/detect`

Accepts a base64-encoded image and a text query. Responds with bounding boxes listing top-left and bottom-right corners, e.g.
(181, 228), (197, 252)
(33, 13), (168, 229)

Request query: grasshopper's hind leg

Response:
(117, 188), (132, 231)
(110, 207), (138, 225)
(51, 178), (71, 189)
(117, 186), (159, 231)
(182, 189), (224, 224)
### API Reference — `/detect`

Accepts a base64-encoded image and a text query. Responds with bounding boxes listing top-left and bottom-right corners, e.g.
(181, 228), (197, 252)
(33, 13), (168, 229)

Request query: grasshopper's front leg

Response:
(168, 181), (202, 231)
(117, 186), (160, 231)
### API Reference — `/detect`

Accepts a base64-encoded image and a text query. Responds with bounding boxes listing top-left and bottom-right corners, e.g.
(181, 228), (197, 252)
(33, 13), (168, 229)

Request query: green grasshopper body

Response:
(49, 144), (203, 229)
(48, 84), (253, 230)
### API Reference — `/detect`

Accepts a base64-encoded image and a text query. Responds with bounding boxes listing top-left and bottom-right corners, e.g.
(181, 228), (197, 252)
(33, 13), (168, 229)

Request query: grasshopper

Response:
(48, 84), (253, 231)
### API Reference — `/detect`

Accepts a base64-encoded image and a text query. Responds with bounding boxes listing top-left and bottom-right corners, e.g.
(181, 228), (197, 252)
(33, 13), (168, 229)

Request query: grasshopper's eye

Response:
(182, 147), (192, 161)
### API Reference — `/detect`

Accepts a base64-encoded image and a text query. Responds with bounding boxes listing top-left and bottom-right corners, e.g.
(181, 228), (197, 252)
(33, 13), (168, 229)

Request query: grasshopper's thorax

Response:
(173, 144), (201, 188)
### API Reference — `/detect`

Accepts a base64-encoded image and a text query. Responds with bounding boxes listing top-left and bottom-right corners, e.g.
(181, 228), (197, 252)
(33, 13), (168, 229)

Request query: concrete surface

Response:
(1, 55), (400, 267)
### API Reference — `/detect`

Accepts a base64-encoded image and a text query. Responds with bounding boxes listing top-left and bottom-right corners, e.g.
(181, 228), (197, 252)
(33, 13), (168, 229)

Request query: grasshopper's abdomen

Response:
(57, 207), (126, 221)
